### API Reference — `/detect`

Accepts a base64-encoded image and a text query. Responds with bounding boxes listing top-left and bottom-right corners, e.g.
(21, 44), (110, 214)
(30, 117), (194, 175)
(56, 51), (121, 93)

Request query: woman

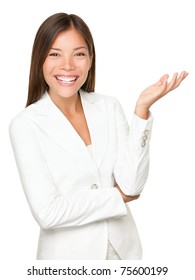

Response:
(9, 12), (188, 260)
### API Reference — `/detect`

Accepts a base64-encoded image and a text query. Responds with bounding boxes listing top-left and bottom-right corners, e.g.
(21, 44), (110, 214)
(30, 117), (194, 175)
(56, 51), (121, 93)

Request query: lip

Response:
(55, 75), (79, 86)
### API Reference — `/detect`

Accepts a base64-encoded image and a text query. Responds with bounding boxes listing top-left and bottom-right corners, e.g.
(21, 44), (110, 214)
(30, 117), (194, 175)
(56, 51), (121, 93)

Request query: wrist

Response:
(134, 105), (149, 120)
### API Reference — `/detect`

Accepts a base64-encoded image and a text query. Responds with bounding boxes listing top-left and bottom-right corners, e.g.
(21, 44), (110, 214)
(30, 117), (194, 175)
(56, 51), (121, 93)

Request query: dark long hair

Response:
(26, 13), (96, 107)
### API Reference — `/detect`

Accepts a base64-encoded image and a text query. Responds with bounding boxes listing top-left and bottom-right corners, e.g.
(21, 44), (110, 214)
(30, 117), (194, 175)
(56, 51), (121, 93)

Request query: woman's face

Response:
(43, 28), (92, 99)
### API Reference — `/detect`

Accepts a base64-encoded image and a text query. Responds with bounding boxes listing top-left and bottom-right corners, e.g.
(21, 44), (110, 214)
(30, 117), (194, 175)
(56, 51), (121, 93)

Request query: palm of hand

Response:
(136, 71), (188, 110)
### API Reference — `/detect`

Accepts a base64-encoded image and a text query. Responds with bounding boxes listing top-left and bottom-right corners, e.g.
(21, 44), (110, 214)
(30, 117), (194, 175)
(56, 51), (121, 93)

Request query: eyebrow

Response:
(50, 46), (88, 51)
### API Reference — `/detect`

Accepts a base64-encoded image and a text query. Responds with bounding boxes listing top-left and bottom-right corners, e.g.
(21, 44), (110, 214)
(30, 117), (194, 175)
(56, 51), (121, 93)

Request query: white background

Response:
(1, 0), (194, 278)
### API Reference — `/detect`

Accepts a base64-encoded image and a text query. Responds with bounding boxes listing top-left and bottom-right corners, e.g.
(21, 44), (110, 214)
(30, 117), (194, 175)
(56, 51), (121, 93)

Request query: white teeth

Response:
(56, 76), (77, 83)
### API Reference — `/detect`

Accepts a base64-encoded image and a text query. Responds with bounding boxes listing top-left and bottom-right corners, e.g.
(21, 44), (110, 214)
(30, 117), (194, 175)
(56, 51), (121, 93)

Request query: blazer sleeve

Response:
(9, 117), (127, 229)
(113, 99), (153, 195)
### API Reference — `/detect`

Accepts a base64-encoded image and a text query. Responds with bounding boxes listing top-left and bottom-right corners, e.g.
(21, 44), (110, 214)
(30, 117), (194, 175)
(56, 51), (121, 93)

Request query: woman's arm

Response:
(9, 117), (127, 229)
(113, 99), (153, 196)
(114, 71), (188, 197)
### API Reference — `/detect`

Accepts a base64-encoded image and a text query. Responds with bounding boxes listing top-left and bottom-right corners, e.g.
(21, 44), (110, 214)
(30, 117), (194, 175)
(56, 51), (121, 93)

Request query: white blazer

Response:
(9, 90), (153, 260)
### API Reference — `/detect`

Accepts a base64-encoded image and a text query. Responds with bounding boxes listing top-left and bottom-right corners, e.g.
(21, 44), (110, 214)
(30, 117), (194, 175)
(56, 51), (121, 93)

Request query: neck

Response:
(49, 91), (81, 117)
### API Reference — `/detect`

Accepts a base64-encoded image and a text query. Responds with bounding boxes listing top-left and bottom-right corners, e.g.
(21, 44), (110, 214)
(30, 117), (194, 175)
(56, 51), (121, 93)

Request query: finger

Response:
(165, 72), (178, 92)
(156, 74), (169, 86)
(166, 71), (188, 92)
(183, 71), (189, 78)
(180, 70), (189, 78)
(174, 71), (189, 88)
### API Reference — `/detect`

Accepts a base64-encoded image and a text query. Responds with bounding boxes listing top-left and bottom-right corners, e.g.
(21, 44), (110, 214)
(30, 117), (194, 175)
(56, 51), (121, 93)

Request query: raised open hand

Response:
(135, 71), (189, 119)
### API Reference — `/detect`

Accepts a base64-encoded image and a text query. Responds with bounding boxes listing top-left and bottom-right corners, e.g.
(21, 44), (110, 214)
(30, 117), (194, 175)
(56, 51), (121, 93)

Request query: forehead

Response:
(51, 28), (87, 49)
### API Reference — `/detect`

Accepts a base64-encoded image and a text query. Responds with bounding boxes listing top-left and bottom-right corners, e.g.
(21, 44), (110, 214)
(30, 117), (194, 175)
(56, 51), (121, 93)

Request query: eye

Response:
(75, 52), (87, 57)
(48, 52), (60, 57)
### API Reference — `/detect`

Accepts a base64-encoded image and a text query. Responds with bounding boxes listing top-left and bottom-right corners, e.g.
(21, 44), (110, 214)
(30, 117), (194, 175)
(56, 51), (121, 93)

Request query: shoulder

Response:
(80, 89), (121, 106)
(9, 92), (50, 126)
(9, 99), (43, 136)
(9, 104), (37, 125)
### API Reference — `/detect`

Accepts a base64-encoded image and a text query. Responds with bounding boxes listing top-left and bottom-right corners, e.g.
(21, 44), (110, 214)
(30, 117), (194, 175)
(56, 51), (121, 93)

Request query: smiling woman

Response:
(26, 13), (95, 107)
(9, 12), (188, 260)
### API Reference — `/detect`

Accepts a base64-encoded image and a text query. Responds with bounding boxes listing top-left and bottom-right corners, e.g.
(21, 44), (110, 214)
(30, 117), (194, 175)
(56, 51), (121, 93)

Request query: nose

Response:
(60, 56), (75, 71)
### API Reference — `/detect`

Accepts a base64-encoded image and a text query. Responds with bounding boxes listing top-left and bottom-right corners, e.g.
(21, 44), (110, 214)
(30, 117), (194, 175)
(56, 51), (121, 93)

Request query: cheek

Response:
(79, 57), (92, 72)
(83, 60), (92, 75)
(42, 61), (52, 83)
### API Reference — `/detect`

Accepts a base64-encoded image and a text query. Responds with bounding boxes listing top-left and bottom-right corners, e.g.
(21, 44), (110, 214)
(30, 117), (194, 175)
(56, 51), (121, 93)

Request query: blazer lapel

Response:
(80, 90), (108, 168)
(34, 91), (108, 169)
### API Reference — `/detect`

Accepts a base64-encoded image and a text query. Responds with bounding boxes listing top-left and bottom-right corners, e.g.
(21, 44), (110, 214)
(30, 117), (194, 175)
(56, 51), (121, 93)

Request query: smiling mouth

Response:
(55, 75), (78, 83)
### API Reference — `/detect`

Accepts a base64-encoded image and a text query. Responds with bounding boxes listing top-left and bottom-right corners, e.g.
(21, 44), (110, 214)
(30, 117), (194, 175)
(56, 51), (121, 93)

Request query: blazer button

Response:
(91, 184), (98, 189)
(143, 135), (147, 141)
(143, 129), (150, 136)
(141, 141), (146, 147)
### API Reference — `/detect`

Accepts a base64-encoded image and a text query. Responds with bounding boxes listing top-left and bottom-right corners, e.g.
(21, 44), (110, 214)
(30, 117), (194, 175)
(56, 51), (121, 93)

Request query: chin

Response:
(58, 89), (79, 99)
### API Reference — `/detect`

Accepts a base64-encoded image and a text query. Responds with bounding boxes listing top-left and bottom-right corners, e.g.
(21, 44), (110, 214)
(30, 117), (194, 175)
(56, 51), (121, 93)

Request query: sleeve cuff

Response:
(130, 112), (153, 150)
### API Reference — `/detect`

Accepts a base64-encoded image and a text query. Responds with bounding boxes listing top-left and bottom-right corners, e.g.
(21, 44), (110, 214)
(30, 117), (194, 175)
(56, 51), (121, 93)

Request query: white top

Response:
(87, 144), (93, 157)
